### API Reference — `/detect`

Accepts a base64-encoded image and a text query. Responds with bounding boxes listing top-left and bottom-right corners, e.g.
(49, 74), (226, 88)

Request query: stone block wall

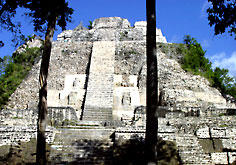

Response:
(115, 113), (236, 164)
(48, 42), (92, 90)
(0, 107), (79, 126)
(48, 74), (86, 114)
(0, 126), (56, 146)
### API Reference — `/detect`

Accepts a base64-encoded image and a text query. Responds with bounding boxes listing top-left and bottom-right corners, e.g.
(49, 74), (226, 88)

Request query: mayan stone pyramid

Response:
(1, 17), (236, 164)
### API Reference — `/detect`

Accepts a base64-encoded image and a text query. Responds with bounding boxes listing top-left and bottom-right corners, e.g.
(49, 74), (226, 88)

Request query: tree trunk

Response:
(145, 0), (158, 164)
(36, 16), (57, 165)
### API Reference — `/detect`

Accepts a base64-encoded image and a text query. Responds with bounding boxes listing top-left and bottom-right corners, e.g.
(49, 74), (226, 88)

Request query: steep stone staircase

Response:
(167, 133), (213, 164)
(49, 127), (115, 164)
(83, 41), (115, 121)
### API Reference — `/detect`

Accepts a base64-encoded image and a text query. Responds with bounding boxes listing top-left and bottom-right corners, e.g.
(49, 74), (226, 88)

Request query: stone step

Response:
(49, 128), (114, 164)
(82, 117), (112, 121)
(83, 107), (113, 121)
(83, 41), (115, 122)
(82, 114), (112, 118)
(82, 111), (112, 116)
(82, 115), (112, 120)
(83, 108), (113, 113)
(82, 114), (113, 119)
(55, 128), (114, 139)
(173, 134), (212, 164)
(82, 114), (113, 121)
(53, 139), (114, 146)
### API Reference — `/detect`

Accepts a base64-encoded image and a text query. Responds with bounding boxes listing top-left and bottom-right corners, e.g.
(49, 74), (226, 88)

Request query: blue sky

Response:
(0, 0), (235, 76)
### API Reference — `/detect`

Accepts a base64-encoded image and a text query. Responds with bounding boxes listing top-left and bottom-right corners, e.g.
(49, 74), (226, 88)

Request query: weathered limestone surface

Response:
(92, 17), (130, 29)
(58, 17), (167, 42)
(6, 41), (92, 110)
(0, 126), (56, 146)
(157, 50), (229, 108)
(114, 41), (232, 111)
(211, 153), (228, 164)
(48, 42), (92, 90)
(48, 74), (86, 113)
(83, 41), (115, 121)
(14, 36), (43, 54)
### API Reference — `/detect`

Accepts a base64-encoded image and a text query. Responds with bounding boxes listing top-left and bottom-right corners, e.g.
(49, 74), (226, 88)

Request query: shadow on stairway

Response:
(113, 135), (182, 165)
(49, 135), (182, 165)
(49, 139), (114, 164)
(0, 136), (182, 164)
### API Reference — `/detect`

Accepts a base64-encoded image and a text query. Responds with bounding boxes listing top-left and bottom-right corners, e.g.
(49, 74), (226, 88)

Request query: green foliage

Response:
(212, 67), (236, 98)
(181, 35), (213, 80)
(219, 124), (228, 127)
(180, 35), (236, 98)
(0, 1), (29, 47)
(176, 43), (186, 55)
(119, 31), (128, 41)
(88, 21), (93, 30)
(127, 49), (138, 55)
(158, 43), (169, 54)
(0, 0), (73, 34)
(21, 35), (36, 43)
(207, 0), (236, 39)
(0, 47), (42, 109)
(22, 0), (74, 32)
(158, 43), (186, 63)
(0, 41), (4, 48)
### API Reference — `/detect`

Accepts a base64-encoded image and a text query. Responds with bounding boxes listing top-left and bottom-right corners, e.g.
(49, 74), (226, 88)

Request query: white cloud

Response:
(201, 0), (211, 18)
(209, 52), (226, 61)
(210, 52), (236, 76)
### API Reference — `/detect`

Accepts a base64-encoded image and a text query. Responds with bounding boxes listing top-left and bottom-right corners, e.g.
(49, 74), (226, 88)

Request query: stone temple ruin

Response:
(1, 17), (236, 164)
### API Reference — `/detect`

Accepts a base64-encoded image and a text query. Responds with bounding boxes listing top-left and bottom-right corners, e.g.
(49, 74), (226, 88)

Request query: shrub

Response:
(0, 47), (42, 109)
(181, 35), (213, 80)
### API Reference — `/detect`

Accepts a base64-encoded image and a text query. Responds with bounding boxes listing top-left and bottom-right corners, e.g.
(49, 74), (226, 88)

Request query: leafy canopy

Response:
(0, 0), (26, 47)
(181, 35), (213, 80)
(207, 0), (236, 39)
(0, 0), (73, 32)
(0, 0), (73, 46)
(23, 0), (73, 32)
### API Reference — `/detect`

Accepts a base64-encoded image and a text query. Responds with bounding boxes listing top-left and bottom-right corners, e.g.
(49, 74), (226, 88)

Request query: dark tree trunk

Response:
(145, 0), (158, 164)
(36, 16), (57, 165)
